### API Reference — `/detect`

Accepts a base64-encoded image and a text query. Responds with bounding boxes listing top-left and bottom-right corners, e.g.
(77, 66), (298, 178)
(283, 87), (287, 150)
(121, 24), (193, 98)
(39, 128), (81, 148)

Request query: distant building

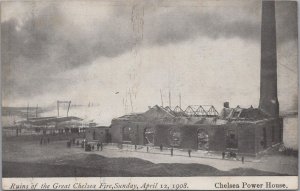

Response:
(12, 116), (85, 136)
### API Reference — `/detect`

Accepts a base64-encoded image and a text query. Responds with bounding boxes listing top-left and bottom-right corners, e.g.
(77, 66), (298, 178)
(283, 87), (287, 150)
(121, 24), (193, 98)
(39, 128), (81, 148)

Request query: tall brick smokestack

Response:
(259, 1), (279, 117)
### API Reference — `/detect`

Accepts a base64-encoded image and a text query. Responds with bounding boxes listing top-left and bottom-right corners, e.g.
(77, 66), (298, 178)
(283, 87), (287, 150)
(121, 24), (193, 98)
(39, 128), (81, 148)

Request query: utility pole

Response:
(57, 100), (71, 117)
(160, 89), (164, 107)
(27, 103), (29, 121)
(129, 89), (133, 112)
(179, 93), (181, 108)
(36, 104), (38, 118)
(169, 90), (171, 109)
(67, 101), (71, 117)
(122, 97), (125, 113)
(125, 89), (128, 114)
(57, 100), (59, 117)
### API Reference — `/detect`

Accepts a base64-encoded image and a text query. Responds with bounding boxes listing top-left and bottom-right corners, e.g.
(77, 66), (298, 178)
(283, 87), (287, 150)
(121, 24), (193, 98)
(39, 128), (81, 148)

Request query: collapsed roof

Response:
(112, 104), (272, 125)
(112, 105), (219, 125)
(220, 106), (270, 121)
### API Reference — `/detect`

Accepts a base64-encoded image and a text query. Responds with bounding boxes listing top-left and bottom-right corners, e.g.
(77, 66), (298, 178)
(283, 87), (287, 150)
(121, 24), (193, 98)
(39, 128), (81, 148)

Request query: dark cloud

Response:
(144, 1), (297, 46)
(1, 1), (298, 102)
(144, 8), (260, 46)
(2, 3), (135, 99)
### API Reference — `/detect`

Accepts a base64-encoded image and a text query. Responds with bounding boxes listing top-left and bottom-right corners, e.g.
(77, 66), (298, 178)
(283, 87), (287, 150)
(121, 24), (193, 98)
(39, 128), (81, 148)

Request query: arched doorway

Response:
(144, 127), (154, 145)
(122, 126), (133, 143)
(93, 130), (96, 140)
(168, 127), (181, 147)
(197, 129), (209, 150)
(226, 130), (238, 149)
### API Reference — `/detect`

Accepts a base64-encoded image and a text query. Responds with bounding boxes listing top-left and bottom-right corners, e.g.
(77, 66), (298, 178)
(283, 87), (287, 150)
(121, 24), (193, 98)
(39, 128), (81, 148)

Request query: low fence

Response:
(3, 127), (85, 137)
(82, 141), (250, 161)
(3, 132), (85, 142)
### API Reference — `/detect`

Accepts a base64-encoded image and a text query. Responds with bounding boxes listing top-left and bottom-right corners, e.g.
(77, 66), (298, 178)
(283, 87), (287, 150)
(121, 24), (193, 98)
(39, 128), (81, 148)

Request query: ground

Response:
(3, 135), (298, 177)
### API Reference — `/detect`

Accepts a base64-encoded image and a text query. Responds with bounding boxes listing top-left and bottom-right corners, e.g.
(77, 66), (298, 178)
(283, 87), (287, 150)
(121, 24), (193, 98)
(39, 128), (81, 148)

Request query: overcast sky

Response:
(1, 0), (298, 123)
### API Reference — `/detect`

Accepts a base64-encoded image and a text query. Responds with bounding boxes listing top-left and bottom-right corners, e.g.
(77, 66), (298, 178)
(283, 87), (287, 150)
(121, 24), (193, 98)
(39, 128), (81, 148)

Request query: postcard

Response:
(1, 0), (298, 190)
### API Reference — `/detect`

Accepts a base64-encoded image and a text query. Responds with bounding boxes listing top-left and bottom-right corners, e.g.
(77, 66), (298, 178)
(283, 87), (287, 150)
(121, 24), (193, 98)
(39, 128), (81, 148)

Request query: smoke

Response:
(1, 0), (298, 112)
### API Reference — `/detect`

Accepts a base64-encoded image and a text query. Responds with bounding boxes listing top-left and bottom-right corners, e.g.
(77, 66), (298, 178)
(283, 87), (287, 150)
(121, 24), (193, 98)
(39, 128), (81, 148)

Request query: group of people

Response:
(67, 138), (77, 148)
(88, 142), (103, 151)
(79, 140), (104, 152)
(66, 139), (104, 152)
(96, 142), (103, 151)
(40, 137), (50, 145)
(222, 151), (244, 163)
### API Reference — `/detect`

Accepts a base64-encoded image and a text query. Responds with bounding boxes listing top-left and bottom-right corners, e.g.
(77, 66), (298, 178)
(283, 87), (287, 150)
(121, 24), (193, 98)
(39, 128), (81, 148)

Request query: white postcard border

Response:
(2, 176), (298, 190)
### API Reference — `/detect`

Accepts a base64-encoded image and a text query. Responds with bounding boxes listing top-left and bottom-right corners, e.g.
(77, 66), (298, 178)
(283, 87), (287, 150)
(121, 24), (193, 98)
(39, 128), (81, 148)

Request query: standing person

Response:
(222, 151), (225, 159)
(171, 147), (173, 156)
(242, 156), (244, 164)
(100, 142), (103, 151)
(188, 149), (191, 157)
(135, 144), (137, 150)
(160, 144), (163, 151)
(67, 141), (71, 148)
(97, 142), (100, 151)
